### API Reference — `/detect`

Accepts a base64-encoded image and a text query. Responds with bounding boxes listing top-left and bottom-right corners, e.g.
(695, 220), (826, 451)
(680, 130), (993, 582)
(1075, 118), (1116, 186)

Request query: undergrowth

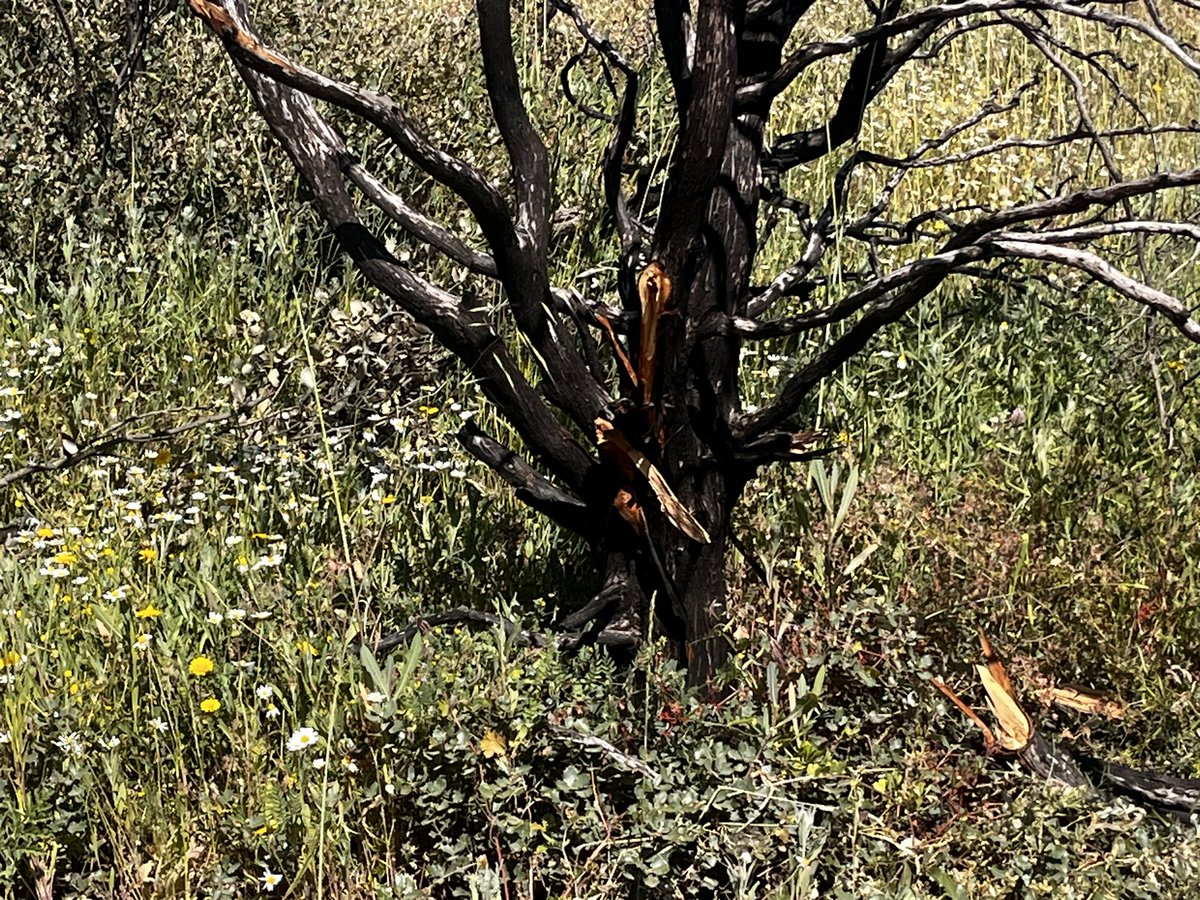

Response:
(1, 1), (1198, 897)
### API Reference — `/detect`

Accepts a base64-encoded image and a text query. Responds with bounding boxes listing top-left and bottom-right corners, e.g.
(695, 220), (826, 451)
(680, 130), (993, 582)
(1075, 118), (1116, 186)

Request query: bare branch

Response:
(188, 1), (599, 490)
(654, 0), (695, 120)
(187, 1), (509, 238)
(750, 83), (1033, 319)
(957, 168), (1200, 243)
(550, 0), (643, 253)
(559, 50), (618, 123)
(878, 123), (1200, 172)
(343, 158), (498, 278)
(478, 0), (552, 258)
(551, 725), (663, 782)
(471, 0), (621, 429)
(996, 221), (1200, 244)
(0, 393), (279, 491)
(457, 420), (597, 539)
(742, 167), (1200, 437)
(764, 0), (913, 171)
(550, 286), (633, 333)
(745, 0), (1199, 106)
(990, 239), (1200, 339)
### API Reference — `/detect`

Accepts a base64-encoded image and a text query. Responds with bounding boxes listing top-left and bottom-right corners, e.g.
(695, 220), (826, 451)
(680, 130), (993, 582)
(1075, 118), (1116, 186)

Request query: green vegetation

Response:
(2, 1), (1199, 897)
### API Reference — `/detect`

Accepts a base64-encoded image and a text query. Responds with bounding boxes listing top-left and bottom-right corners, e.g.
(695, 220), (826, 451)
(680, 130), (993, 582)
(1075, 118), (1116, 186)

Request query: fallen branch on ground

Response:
(936, 631), (1200, 820)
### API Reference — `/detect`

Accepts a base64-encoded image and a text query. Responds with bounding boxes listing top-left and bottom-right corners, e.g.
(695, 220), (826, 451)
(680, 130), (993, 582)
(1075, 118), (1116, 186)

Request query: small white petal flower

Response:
(255, 684), (273, 701)
(286, 727), (320, 752)
(260, 869), (282, 891)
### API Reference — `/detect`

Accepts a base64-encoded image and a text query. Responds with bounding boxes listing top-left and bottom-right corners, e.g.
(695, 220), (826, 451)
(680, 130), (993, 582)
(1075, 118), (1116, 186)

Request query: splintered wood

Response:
(589, 261), (709, 545)
(934, 632), (1200, 817)
(595, 418), (711, 544)
(636, 262), (671, 408)
(934, 630), (1127, 755)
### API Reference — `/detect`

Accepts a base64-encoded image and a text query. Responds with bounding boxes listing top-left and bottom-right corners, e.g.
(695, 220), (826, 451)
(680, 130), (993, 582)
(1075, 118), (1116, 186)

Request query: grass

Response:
(2, 0), (1200, 897)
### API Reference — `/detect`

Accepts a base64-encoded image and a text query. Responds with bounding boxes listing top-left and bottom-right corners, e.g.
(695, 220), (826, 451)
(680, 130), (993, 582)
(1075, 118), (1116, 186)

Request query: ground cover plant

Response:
(2, 0), (1200, 897)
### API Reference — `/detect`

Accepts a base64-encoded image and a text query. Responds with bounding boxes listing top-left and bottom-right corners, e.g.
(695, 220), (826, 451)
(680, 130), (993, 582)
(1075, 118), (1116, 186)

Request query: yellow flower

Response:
(199, 698), (221, 713)
(138, 547), (158, 563)
(36, 527), (55, 539)
(0, 651), (20, 670)
(135, 604), (162, 619)
(296, 640), (317, 656)
(379, 495), (396, 505)
(53, 551), (77, 566)
(188, 655), (215, 676)
(418, 405), (439, 416)
(479, 730), (507, 759)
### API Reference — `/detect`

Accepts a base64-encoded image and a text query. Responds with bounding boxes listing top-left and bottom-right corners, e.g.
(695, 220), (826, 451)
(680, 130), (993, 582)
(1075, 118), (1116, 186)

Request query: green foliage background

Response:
(1, 1), (1199, 897)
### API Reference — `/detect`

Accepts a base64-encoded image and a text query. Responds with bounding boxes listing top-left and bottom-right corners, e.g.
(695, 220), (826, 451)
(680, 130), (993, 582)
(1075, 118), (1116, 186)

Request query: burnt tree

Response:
(188, 0), (1200, 686)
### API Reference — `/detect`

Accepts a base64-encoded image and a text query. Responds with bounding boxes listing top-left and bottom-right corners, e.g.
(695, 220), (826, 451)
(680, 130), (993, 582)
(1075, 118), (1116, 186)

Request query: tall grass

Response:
(1, 1), (1199, 896)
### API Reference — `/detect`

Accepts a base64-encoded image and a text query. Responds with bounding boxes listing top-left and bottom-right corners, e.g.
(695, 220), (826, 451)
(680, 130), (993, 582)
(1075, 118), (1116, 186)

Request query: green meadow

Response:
(2, 1), (1199, 896)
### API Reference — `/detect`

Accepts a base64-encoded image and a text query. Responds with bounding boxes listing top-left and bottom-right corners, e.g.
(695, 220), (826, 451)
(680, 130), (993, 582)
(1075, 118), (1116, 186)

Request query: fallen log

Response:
(935, 631), (1200, 820)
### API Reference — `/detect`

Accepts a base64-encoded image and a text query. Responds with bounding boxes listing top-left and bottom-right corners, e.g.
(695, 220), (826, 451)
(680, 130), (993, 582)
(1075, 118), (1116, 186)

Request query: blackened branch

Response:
(188, 1), (598, 490)
(654, 0), (695, 120)
(560, 51), (619, 124)
(764, 0), (933, 172)
(741, 167), (1200, 438)
(749, 83), (1034, 319)
(457, 421), (598, 539)
(187, 1), (511, 243)
(550, 0), (644, 254)
(474, 0), (617, 432)
(743, 0), (1194, 106)
(343, 159), (498, 278)
(477, 0), (553, 258)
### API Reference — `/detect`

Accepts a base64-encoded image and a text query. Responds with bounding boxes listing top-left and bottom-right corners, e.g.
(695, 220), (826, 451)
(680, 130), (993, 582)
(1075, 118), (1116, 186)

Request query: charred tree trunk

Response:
(646, 0), (810, 685)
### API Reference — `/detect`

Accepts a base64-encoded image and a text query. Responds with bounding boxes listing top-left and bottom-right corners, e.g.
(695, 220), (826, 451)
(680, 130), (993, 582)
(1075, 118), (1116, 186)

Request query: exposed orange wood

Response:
(188, 1), (296, 72)
(931, 677), (997, 749)
(595, 418), (710, 543)
(636, 262), (671, 407)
